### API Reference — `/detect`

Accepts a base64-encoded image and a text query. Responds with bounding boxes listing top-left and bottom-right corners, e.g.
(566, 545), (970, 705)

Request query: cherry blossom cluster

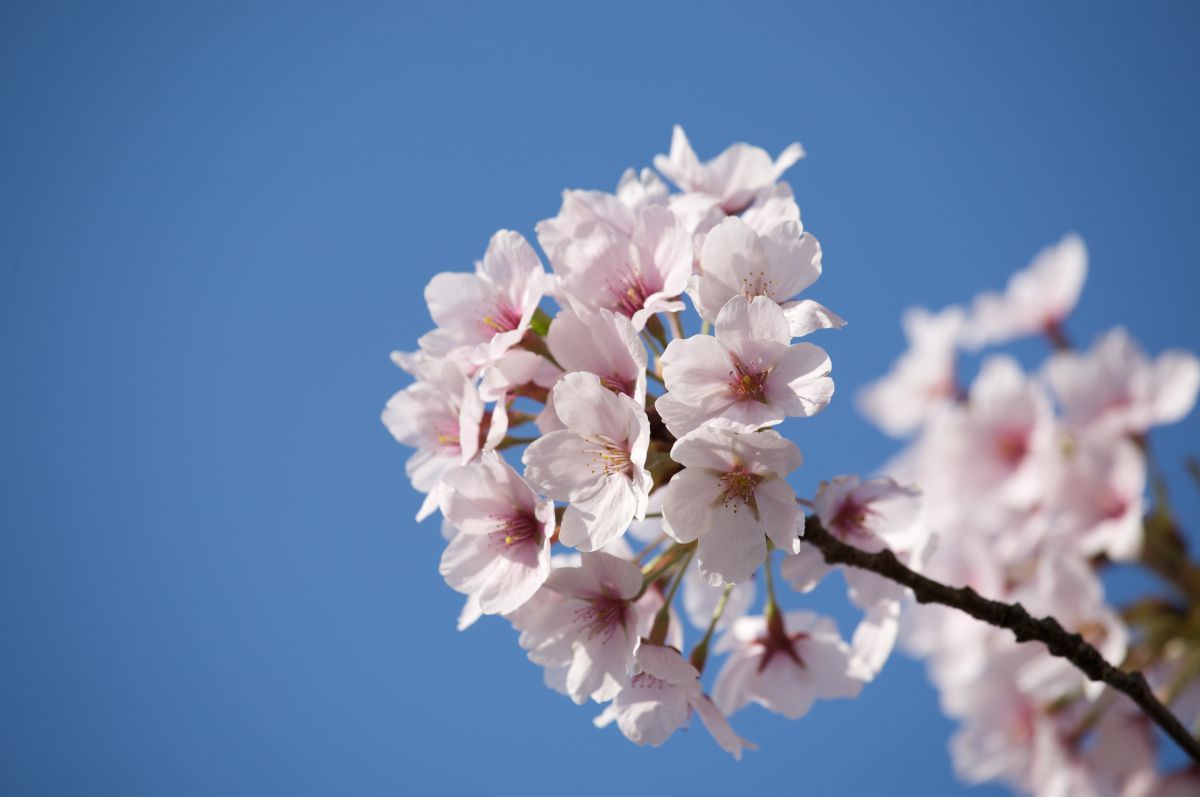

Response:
(859, 236), (1200, 796)
(382, 127), (884, 755)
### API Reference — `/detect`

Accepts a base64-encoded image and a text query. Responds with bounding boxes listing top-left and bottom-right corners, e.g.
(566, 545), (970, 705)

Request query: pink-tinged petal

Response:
(456, 595), (483, 631)
(712, 643), (759, 713)
(697, 501), (768, 586)
(660, 335), (736, 397)
(424, 272), (491, 334)
(559, 476), (639, 551)
(653, 125), (705, 191)
(761, 223), (822, 299)
(682, 565), (756, 631)
(660, 468), (721, 544)
(780, 543), (832, 593)
(769, 342), (834, 417)
(631, 204), (692, 300)
(849, 601), (901, 681)
(1150, 349), (1200, 426)
(669, 424), (738, 471)
(636, 643), (700, 685)
(547, 308), (647, 403)
(697, 218), (769, 320)
(755, 655), (817, 719)
(551, 371), (634, 440)
(753, 477), (802, 553)
(522, 430), (604, 499)
(580, 551), (644, 601)
(715, 295), (792, 352)
(690, 693), (753, 760)
(782, 298), (847, 337)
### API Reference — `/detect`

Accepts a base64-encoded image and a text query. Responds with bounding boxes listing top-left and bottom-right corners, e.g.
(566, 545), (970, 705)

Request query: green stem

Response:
(690, 584), (735, 672)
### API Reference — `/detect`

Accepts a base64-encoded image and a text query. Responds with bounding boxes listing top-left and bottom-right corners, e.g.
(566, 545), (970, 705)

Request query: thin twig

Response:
(801, 515), (1200, 765)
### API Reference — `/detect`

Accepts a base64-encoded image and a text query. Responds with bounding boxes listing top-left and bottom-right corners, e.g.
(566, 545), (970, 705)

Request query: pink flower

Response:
(918, 355), (1057, 511)
(662, 425), (803, 586)
(419, 230), (545, 363)
(655, 295), (834, 438)
(381, 356), (500, 520)
(964, 234), (1087, 347)
(682, 563), (755, 632)
(653, 125), (804, 214)
(535, 168), (668, 280)
(522, 372), (652, 551)
(712, 611), (862, 719)
(596, 642), (752, 758)
(857, 305), (966, 437)
(509, 552), (644, 704)
(543, 203), (692, 331)
(1042, 326), (1200, 439)
(546, 307), (648, 404)
(1047, 437), (1146, 561)
(688, 216), (843, 339)
(437, 452), (555, 616)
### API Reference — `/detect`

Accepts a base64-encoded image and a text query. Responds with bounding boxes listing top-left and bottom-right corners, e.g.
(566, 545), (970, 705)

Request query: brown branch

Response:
(802, 515), (1200, 765)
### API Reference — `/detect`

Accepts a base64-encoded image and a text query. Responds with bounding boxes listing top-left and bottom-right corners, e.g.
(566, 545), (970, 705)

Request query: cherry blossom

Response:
(523, 371), (652, 551)
(381, 356), (497, 520)
(509, 551), (644, 704)
(1042, 326), (1200, 439)
(713, 611), (863, 719)
(655, 295), (834, 438)
(437, 451), (555, 616)
(662, 424), (803, 586)
(545, 306), (647, 404)
(596, 642), (752, 758)
(857, 305), (966, 437)
(688, 216), (844, 339)
(419, 229), (545, 363)
(964, 234), (1087, 347)
(545, 204), (692, 331)
(653, 125), (805, 214)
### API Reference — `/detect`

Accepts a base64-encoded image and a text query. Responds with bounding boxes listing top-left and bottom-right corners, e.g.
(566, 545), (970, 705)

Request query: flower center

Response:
(727, 357), (770, 403)
(994, 428), (1029, 466)
(830, 498), (873, 541)
(739, 269), (779, 301)
(584, 434), (634, 478)
(718, 466), (765, 519)
(480, 301), (523, 335)
(610, 267), (655, 318)
(573, 596), (629, 642)
(599, 372), (637, 398)
(488, 511), (542, 549)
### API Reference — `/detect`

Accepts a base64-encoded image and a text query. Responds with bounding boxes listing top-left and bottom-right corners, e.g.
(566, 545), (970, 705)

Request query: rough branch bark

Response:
(802, 515), (1200, 765)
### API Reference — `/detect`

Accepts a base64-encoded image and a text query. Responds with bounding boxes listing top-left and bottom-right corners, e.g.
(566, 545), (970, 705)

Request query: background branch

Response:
(802, 515), (1200, 764)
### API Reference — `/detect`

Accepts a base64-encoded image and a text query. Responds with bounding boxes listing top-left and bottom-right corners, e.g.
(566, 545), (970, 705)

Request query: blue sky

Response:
(3, 2), (1199, 794)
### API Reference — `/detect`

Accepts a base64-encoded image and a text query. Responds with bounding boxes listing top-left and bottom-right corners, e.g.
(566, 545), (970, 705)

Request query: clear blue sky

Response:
(3, 2), (1199, 794)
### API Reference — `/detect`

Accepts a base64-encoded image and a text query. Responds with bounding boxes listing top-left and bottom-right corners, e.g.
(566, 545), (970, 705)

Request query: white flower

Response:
(437, 452), (555, 615)
(595, 642), (752, 758)
(964, 234), (1087, 347)
(713, 611), (862, 719)
(381, 357), (497, 520)
(523, 372), (652, 551)
(535, 168), (668, 278)
(545, 307), (648, 404)
(655, 295), (834, 438)
(1047, 437), (1145, 561)
(419, 230), (545, 363)
(509, 552), (644, 704)
(543, 203), (692, 331)
(653, 125), (804, 214)
(857, 305), (966, 437)
(918, 355), (1057, 511)
(1042, 326), (1200, 439)
(662, 425), (803, 586)
(688, 216), (843, 339)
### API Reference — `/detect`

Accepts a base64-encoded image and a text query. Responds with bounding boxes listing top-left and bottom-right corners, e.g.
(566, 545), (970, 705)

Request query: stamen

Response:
(583, 434), (634, 478)
(488, 511), (542, 549)
(727, 357), (770, 403)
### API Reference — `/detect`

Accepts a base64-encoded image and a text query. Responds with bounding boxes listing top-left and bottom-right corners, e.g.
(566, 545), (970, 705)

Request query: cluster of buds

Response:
(860, 237), (1200, 796)
(382, 127), (887, 755)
